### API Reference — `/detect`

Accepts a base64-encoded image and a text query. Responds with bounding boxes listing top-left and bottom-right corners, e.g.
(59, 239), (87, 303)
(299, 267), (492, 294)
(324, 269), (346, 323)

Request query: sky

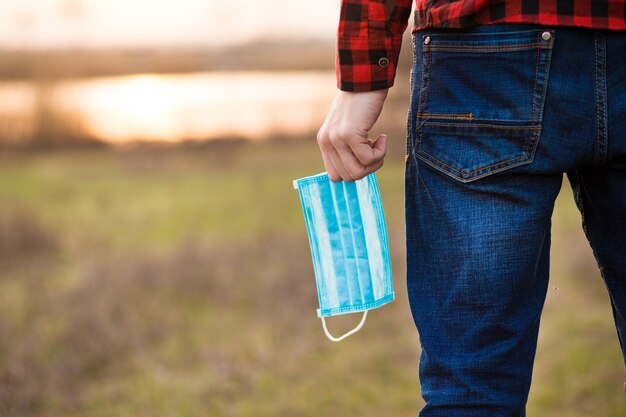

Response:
(0, 0), (340, 49)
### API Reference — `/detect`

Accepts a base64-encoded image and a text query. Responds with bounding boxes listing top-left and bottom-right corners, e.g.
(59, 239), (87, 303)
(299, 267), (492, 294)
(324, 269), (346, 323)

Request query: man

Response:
(317, 1), (626, 415)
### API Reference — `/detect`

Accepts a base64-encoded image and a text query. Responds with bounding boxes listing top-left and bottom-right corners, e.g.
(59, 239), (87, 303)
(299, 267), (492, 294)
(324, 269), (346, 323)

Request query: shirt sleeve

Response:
(336, 0), (413, 92)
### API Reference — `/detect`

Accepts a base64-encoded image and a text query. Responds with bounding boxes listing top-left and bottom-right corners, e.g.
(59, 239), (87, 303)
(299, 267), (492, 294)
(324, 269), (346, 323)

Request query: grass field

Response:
(0, 138), (624, 416)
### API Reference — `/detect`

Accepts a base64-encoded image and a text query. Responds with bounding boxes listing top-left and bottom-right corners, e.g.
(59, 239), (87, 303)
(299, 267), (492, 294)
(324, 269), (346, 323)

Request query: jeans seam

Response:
(416, 112), (474, 120)
(419, 122), (540, 130)
(599, 35), (607, 161)
(406, 33), (416, 163)
(416, 35), (431, 152)
(527, 30), (553, 161)
(593, 31), (608, 164)
(417, 148), (528, 175)
(415, 152), (533, 182)
(531, 32), (541, 125)
(538, 31), (553, 123)
(424, 42), (550, 51)
(594, 32), (601, 163)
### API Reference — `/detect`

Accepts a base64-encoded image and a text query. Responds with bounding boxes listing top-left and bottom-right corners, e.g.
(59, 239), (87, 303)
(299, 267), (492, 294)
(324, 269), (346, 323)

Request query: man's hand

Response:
(317, 89), (388, 182)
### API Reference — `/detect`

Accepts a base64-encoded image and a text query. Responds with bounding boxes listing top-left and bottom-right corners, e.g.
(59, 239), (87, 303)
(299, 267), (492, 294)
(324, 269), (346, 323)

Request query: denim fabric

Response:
(405, 22), (626, 416)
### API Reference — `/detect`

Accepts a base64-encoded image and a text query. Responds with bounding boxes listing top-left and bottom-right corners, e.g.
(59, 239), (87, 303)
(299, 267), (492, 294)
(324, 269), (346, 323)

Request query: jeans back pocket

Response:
(414, 28), (555, 182)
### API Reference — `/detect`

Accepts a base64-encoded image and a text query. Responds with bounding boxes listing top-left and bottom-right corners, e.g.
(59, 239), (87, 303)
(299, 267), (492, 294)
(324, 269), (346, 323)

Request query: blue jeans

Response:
(405, 22), (626, 416)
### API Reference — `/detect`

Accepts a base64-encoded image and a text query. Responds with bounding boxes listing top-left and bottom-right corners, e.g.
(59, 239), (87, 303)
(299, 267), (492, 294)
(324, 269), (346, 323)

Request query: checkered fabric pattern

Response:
(336, 0), (413, 92)
(337, 0), (626, 92)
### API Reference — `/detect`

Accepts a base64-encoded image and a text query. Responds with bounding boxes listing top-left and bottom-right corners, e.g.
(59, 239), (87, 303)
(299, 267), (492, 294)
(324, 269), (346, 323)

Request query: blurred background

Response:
(0, 1), (624, 416)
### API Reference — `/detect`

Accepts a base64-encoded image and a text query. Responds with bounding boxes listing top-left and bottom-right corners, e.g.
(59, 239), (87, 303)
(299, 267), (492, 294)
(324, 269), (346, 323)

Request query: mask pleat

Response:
(329, 180), (360, 309)
(308, 182), (340, 310)
(356, 177), (386, 300)
(343, 181), (373, 305)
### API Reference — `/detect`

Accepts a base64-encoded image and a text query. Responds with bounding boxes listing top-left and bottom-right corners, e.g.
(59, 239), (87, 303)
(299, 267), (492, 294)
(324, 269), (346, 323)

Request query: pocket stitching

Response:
(418, 147), (529, 176)
(415, 35), (430, 157)
(531, 32), (541, 126)
(424, 42), (548, 52)
(419, 122), (541, 130)
(413, 29), (553, 182)
(418, 154), (535, 183)
(416, 112), (474, 121)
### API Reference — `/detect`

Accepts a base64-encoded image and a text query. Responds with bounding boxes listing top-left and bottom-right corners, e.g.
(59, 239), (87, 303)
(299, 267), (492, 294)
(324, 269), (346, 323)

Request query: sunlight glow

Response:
(52, 72), (336, 142)
(0, 0), (339, 49)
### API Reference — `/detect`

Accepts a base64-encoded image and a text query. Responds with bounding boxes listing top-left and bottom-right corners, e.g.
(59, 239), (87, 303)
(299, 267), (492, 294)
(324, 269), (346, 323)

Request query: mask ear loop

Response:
(320, 311), (367, 342)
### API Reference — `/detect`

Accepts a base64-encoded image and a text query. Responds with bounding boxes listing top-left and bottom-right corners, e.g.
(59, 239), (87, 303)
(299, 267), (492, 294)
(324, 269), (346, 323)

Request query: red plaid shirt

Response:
(337, 0), (626, 92)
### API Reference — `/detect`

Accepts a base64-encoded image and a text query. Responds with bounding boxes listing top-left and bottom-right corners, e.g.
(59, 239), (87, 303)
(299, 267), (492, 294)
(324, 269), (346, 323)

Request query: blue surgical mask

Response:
(293, 172), (394, 342)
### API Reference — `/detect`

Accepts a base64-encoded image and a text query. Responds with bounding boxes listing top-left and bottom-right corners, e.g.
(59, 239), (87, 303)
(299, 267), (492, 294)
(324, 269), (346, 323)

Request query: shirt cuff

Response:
(336, 34), (402, 92)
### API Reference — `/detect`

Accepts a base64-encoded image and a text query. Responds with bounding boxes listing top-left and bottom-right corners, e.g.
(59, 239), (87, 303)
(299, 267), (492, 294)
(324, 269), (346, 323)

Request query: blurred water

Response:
(0, 71), (337, 144)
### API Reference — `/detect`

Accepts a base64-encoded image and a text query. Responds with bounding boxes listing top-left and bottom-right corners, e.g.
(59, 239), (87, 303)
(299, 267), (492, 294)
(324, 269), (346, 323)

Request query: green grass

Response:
(0, 139), (624, 416)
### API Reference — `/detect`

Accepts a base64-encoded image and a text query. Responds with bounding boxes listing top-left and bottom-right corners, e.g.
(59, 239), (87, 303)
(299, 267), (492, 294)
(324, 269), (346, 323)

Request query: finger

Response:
(363, 157), (385, 175)
(320, 149), (341, 182)
(334, 141), (368, 181)
(370, 134), (387, 162)
(337, 134), (387, 180)
(335, 142), (385, 180)
(325, 144), (353, 182)
(348, 133), (388, 166)
(318, 129), (348, 182)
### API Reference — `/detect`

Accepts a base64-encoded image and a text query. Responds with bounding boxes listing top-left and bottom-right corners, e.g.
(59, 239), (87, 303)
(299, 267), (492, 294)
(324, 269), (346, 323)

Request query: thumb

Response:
(371, 134), (387, 160)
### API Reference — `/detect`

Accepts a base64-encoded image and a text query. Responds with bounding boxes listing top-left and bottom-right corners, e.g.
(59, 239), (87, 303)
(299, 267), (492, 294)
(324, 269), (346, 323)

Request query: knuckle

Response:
(360, 153), (375, 165)
(338, 128), (352, 140)
(328, 132), (342, 146)
(316, 130), (327, 145)
(320, 139), (333, 151)
(365, 159), (383, 173)
(350, 167), (366, 180)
